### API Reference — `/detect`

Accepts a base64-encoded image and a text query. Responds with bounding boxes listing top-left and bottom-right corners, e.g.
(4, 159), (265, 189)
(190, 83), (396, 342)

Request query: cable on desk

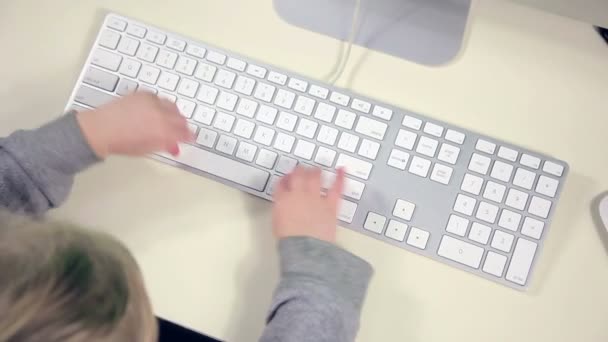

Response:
(327, 0), (362, 85)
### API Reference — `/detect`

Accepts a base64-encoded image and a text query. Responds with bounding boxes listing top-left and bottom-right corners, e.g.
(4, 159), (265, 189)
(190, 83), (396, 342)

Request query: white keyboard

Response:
(66, 14), (569, 290)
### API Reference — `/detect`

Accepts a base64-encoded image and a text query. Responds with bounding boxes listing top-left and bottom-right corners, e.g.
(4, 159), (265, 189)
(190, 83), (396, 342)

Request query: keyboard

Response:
(66, 13), (569, 290)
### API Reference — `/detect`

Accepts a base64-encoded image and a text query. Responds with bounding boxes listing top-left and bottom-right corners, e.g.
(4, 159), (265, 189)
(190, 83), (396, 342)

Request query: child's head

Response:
(0, 212), (157, 342)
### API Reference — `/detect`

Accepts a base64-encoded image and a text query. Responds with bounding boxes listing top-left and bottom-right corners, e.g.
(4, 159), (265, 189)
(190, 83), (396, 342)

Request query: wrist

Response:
(76, 110), (109, 159)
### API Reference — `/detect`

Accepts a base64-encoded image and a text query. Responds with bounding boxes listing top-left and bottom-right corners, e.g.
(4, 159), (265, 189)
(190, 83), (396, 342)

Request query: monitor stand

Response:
(273, 0), (472, 66)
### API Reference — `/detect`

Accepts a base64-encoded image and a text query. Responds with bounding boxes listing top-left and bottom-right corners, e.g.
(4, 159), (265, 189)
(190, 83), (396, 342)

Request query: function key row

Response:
(401, 115), (466, 145)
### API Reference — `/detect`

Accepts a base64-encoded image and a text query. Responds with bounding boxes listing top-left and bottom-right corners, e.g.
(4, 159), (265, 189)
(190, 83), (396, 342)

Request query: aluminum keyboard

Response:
(66, 14), (569, 290)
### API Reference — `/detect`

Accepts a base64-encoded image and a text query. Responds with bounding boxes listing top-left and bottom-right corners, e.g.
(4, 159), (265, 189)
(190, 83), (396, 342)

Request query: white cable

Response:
(327, 0), (362, 85)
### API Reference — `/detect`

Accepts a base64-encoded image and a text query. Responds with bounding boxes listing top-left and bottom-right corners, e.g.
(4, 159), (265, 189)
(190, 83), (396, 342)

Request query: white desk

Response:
(1, 0), (608, 341)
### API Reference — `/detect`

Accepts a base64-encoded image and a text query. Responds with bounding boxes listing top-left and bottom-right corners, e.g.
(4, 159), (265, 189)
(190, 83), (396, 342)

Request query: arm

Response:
(0, 113), (98, 215)
(260, 167), (374, 342)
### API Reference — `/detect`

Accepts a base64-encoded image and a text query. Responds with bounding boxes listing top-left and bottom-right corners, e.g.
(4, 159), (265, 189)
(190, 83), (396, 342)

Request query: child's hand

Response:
(76, 92), (194, 158)
(272, 166), (346, 243)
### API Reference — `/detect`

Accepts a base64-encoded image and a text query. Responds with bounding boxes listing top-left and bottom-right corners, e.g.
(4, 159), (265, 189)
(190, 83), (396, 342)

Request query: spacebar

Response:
(158, 144), (270, 191)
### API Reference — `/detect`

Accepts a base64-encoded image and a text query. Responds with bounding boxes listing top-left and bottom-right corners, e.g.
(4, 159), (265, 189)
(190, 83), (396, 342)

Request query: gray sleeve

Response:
(0, 112), (99, 215)
(260, 236), (373, 342)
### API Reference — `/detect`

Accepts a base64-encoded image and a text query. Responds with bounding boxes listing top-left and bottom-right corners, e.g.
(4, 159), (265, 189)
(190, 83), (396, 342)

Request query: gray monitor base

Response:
(273, 0), (472, 66)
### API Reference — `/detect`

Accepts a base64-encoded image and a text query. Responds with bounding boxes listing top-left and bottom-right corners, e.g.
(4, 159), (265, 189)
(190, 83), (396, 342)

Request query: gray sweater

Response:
(0, 113), (373, 342)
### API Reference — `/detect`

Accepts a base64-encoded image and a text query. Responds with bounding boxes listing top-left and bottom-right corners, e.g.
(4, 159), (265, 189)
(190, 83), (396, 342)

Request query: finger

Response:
(159, 98), (181, 116)
(327, 168), (346, 211)
(167, 142), (180, 156)
(166, 115), (193, 142)
(289, 166), (307, 191)
(273, 174), (291, 201)
(305, 167), (322, 193)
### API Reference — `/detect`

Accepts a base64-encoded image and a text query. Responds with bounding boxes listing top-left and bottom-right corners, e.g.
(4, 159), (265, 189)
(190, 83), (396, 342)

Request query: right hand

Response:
(272, 166), (346, 243)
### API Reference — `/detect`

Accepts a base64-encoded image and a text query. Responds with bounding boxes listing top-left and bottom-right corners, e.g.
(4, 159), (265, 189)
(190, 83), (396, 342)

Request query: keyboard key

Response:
(351, 98), (371, 113)
(256, 149), (278, 169)
(175, 56), (198, 76)
(254, 126), (276, 146)
(528, 196), (551, 218)
(482, 181), (506, 203)
(490, 161), (514, 183)
(393, 199), (416, 221)
(497, 146), (518, 162)
(176, 98), (196, 118)
(107, 17), (127, 31)
(395, 129), (417, 150)
(159, 144), (269, 191)
(273, 133), (295, 153)
(158, 92), (176, 103)
(314, 103), (336, 122)
(116, 78), (138, 96)
(83, 67), (119, 92)
(358, 139), (380, 160)
(364, 212), (386, 234)
(194, 63), (217, 82)
(126, 24), (147, 38)
(536, 175), (559, 198)
(506, 238), (537, 285)
(274, 89), (296, 109)
(505, 189), (529, 211)
(336, 154), (373, 180)
(423, 122), (444, 137)
(118, 58), (141, 78)
(294, 140), (316, 160)
(276, 156), (298, 174)
(437, 143), (460, 165)
(193, 106), (215, 125)
(177, 78), (200, 98)
(454, 194), (476, 216)
(156, 49), (178, 69)
(387, 149), (410, 170)
(233, 119), (255, 139)
(338, 199), (358, 223)
(268, 71), (287, 85)
(166, 37), (186, 51)
(317, 125), (338, 146)
(355, 116), (387, 140)
(430, 163), (453, 185)
(216, 92), (238, 111)
(521, 217), (545, 240)
(91, 49), (122, 71)
(236, 142), (258, 162)
(520, 154), (541, 169)
(498, 209), (521, 231)
(206, 51), (226, 65)
(415, 136), (439, 158)
(226, 57), (246, 71)
(461, 173), (484, 195)
(406, 227), (430, 249)
(438, 235), (484, 268)
(216, 135), (237, 155)
(288, 78), (308, 92)
(446, 215), (469, 236)
(402, 115), (422, 130)
(138, 85), (157, 94)
(214, 69), (236, 89)
(475, 139), (496, 154)
(185, 44), (206, 58)
(74, 85), (116, 108)
(266, 175), (280, 195)
(256, 105), (278, 125)
(468, 153), (491, 175)
(138, 65), (161, 84)
(385, 220), (408, 242)
(213, 112), (236, 132)
(469, 222), (491, 244)
(253, 82), (276, 102)
(309, 85), (329, 99)
(372, 105), (393, 121)
(277, 111), (298, 131)
(476, 201), (499, 224)
(246, 64), (267, 78)
(445, 129), (465, 145)
(337, 132), (359, 153)
(329, 91), (350, 106)
(483, 252), (507, 277)
(294, 96), (316, 116)
(314, 147), (336, 167)
(543, 161), (564, 177)
(408, 156), (431, 178)
(99, 29), (121, 49)
(157, 71), (180, 91)
(296, 118), (318, 139)
(335, 109), (356, 130)
(196, 84), (219, 104)
(513, 168), (536, 190)
(117, 36), (140, 56)
(236, 98), (258, 118)
(145, 30), (166, 45)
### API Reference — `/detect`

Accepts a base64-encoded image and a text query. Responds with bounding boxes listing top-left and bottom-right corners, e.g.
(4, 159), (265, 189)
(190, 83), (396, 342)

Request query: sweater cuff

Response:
(278, 237), (373, 310)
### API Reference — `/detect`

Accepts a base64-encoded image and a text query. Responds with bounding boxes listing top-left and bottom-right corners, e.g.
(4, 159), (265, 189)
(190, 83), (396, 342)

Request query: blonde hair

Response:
(0, 212), (158, 342)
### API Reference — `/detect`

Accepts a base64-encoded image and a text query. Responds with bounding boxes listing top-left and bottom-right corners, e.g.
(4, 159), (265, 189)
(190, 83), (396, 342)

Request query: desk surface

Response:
(1, 0), (608, 341)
